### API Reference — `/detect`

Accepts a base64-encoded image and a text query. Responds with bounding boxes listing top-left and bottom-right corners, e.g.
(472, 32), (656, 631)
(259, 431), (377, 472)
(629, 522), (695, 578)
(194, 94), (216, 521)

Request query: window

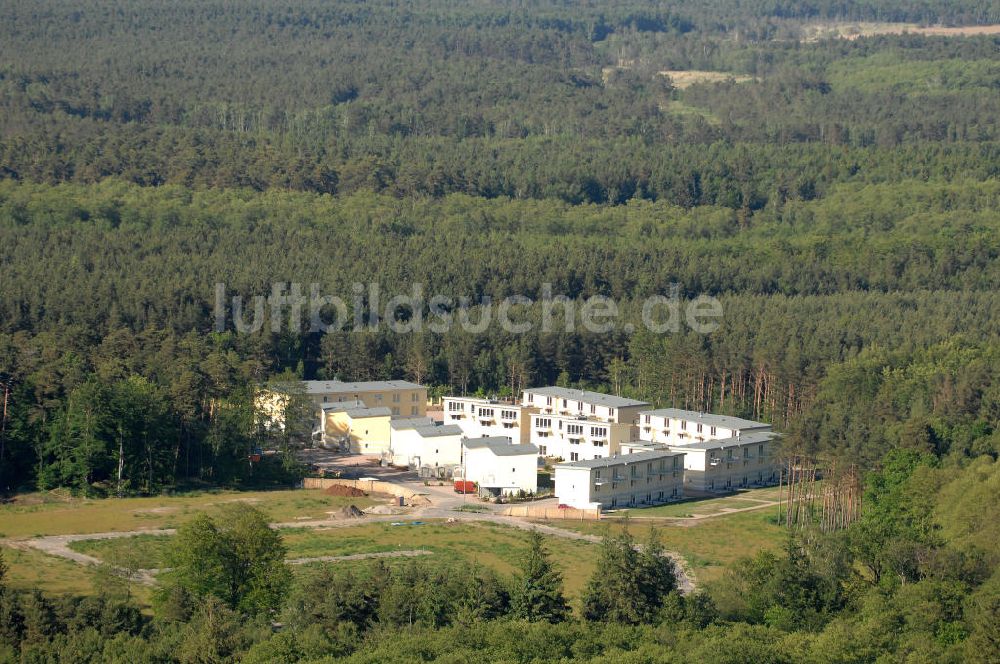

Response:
(710, 426), (717, 436)
(595, 470), (602, 479)
(562, 399), (567, 408)
(448, 401), (463, 412)
(594, 454), (602, 459)
(680, 420), (687, 430)
(759, 444), (765, 457)
(392, 407), (399, 415)
(590, 404), (596, 414)
(392, 393), (400, 403)
(512, 468), (516, 473)
(412, 393), (418, 401)
(570, 452), (579, 461)
(644, 414), (651, 424)
(479, 408), (494, 418)
(411, 406), (418, 415)
(536, 418), (551, 429)
(375, 393), (383, 402)
(696, 423), (703, 433)
(501, 409), (517, 420)
(538, 445), (547, 455)
(590, 426), (607, 438)
(567, 424), (584, 436)
(546, 397), (552, 406)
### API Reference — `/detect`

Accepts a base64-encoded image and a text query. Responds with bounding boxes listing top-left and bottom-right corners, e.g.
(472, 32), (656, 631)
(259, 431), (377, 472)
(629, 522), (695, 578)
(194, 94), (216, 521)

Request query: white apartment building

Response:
(637, 408), (772, 446)
(522, 387), (646, 462)
(441, 396), (536, 444)
(554, 450), (686, 510)
(522, 387), (649, 425)
(462, 437), (539, 496)
(529, 413), (634, 462)
(387, 419), (464, 473)
(668, 431), (778, 492)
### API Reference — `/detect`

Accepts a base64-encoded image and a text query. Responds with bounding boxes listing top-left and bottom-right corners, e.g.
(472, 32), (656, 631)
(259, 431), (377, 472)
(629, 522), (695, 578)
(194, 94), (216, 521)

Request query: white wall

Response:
(464, 448), (538, 495)
(553, 466), (599, 509)
(443, 397), (533, 443)
(389, 428), (463, 469)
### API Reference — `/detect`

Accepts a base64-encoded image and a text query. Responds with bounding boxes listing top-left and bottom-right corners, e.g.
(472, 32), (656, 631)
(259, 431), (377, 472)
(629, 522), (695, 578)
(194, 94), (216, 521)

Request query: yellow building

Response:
(304, 380), (427, 418)
(258, 380), (428, 435)
(322, 402), (393, 454)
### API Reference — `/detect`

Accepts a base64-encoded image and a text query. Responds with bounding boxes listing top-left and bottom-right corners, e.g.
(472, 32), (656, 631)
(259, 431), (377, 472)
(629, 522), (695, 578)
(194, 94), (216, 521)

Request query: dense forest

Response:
(0, 0), (997, 490)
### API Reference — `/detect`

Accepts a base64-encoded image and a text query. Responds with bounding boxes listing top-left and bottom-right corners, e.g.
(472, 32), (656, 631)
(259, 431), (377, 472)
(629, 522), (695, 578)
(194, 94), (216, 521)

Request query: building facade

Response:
(322, 403), (393, 454)
(637, 408), (772, 447)
(667, 431), (778, 492)
(522, 387), (649, 425)
(554, 450), (686, 510)
(522, 387), (647, 462)
(388, 420), (464, 473)
(529, 413), (634, 462)
(462, 437), (539, 496)
(305, 380), (427, 418)
(441, 396), (536, 444)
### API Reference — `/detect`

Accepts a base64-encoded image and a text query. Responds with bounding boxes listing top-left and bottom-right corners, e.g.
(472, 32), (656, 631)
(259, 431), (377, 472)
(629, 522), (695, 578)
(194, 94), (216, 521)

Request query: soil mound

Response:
(324, 485), (367, 497)
(334, 505), (366, 519)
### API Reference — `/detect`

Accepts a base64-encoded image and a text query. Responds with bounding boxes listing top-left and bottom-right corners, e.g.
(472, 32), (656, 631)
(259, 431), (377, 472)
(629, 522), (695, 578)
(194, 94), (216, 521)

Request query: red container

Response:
(453, 480), (476, 494)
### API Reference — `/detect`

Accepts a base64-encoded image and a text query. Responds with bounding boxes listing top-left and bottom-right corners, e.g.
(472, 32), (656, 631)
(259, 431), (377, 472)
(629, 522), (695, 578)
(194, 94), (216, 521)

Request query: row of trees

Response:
(2, 450), (999, 661)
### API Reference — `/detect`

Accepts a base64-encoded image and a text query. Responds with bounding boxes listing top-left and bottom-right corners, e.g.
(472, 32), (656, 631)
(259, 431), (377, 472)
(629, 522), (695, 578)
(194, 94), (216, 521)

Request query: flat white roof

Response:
(668, 430), (778, 451)
(555, 449), (684, 469)
(463, 438), (539, 456)
(639, 408), (771, 431)
(524, 387), (649, 409)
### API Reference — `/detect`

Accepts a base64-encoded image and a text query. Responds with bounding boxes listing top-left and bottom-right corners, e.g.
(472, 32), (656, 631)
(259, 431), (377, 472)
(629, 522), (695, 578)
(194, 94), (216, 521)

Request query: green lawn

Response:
(541, 508), (785, 586)
(60, 520), (601, 607)
(0, 489), (379, 538)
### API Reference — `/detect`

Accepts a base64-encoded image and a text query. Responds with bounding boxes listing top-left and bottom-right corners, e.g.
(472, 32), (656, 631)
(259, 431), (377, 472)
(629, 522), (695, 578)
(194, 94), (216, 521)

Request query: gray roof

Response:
(303, 380), (425, 395)
(390, 417), (436, 430)
(321, 400), (367, 412)
(524, 387), (649, 408)
(413, 424), (463, 438)
(667, 430), (778, 451)
(344, 406), (392, 418)
(555, 449), (684, 469)
(639, 408), (771, 431)
(464, 438), (539, 456)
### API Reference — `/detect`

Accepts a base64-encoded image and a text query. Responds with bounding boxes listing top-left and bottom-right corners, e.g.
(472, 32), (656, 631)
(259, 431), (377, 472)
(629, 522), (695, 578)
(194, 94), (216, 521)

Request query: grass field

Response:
(64, 520), (602, 606)
(0, 489), (379, 538)
(800, 21), (1000, 41)
(541, 508), (785, 586)
(659, 70), (755, 89)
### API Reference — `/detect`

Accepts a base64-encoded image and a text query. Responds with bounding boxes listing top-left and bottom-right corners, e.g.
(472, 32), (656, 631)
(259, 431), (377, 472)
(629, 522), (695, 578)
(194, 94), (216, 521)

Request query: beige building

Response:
(522, 387), (648, 426)
(529, 413), (635, 462)
(322, 402), (392, 454)
(305, 380), (427, 418)
(442, 396), (537, 444)
(637, 408), (772, 446)
(554, 450), (686, 510)
(667, 431), (779, 492)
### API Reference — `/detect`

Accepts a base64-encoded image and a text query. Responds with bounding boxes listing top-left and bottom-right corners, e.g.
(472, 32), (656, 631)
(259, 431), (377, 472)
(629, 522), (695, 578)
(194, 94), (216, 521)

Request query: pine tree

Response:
(511, 531), (570, 623)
